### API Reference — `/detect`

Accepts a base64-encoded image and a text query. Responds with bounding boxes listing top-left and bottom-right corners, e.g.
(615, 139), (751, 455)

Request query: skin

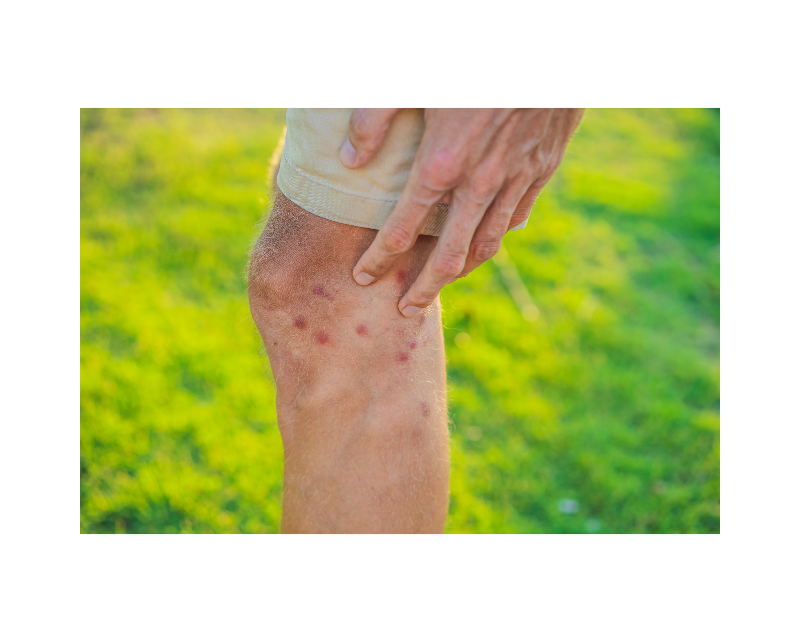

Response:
(248, 192), (449, 533)
(341, 108), (585, 317)
(247, 109), (581, 532)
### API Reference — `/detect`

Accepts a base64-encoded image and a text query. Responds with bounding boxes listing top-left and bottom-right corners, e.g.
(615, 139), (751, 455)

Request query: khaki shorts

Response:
(276, 108), (529, 236)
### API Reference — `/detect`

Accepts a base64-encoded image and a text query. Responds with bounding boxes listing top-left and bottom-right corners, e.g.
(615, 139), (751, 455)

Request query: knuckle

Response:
(381, 224), (415, 254)
(408, 281), (440, 304)
(349, 109), (364, 122)
(535, 146), (554, 168)
(471, 240), (502, 262)
(433, 251), (467, 278)
(407, 298), (436, 310)
(468, 174), (499, 204)
(407, 291), (435, 306)
(421, 147), (462, 190)
(516, 165), (538, 188)
(360, 141), (380, 155)
(350, 111), (370, 138)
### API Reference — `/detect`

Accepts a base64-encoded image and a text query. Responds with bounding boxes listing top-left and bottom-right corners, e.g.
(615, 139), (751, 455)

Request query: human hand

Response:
(341, 108), (584, 317)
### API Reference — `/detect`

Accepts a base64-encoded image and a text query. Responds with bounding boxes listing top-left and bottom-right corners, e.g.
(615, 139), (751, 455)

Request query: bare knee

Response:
(248, 191), (441, 339)
(247, 190), (442, 410)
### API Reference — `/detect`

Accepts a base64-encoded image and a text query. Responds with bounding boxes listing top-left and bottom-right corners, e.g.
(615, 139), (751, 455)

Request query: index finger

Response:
(352, 155), (453, 286)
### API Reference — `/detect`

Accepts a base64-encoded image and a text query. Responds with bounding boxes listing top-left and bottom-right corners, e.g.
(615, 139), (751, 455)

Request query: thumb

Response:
(340, 108), (402, 168)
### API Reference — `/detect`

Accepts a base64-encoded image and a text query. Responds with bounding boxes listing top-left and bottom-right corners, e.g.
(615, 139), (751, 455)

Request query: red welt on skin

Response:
(356, 324), (368, 336)
(397, 352), (409, 362)
(313, 284), (333, 300)
(421, 402), (430, 417)
(315, 331), (330, 344)
(294, 316), (307, 329)
(409, 341), (417, 349)
(396, 270), (408, 283)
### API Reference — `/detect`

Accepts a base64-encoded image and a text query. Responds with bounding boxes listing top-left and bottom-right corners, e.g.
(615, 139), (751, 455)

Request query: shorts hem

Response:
(277, 153), (450, 236)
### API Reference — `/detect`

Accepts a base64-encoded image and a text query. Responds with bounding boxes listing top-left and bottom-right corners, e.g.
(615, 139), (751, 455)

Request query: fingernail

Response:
(400, 305), (422, 318)
(354, 271), (375, 286)
(340, 138), (357, 167)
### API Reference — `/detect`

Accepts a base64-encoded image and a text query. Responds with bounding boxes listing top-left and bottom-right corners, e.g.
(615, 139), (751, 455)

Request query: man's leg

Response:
(248, 192), (449, 533)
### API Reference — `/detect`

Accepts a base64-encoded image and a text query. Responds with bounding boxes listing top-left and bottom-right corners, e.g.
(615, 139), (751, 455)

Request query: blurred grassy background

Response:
(80, 108), (719, 533)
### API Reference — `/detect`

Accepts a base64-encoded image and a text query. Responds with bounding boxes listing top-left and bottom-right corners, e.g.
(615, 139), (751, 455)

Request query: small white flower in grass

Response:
(558, 498), (579, 514)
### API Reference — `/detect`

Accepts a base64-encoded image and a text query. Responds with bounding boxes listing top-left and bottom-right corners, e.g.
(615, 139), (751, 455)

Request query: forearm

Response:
(248, 193), (449, 533)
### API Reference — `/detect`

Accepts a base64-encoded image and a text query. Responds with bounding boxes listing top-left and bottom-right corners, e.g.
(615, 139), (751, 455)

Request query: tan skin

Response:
(248, 109), (582, 532)
(342, 108), (585, 317)
(248, 193), (449, 533)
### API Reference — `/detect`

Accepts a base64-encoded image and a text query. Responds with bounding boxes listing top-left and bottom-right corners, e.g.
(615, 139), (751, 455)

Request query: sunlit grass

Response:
(81, 108), (719, 533)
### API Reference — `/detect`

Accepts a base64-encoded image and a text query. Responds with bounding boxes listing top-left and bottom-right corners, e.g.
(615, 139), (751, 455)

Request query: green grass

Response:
(80, 108), (719, 533)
